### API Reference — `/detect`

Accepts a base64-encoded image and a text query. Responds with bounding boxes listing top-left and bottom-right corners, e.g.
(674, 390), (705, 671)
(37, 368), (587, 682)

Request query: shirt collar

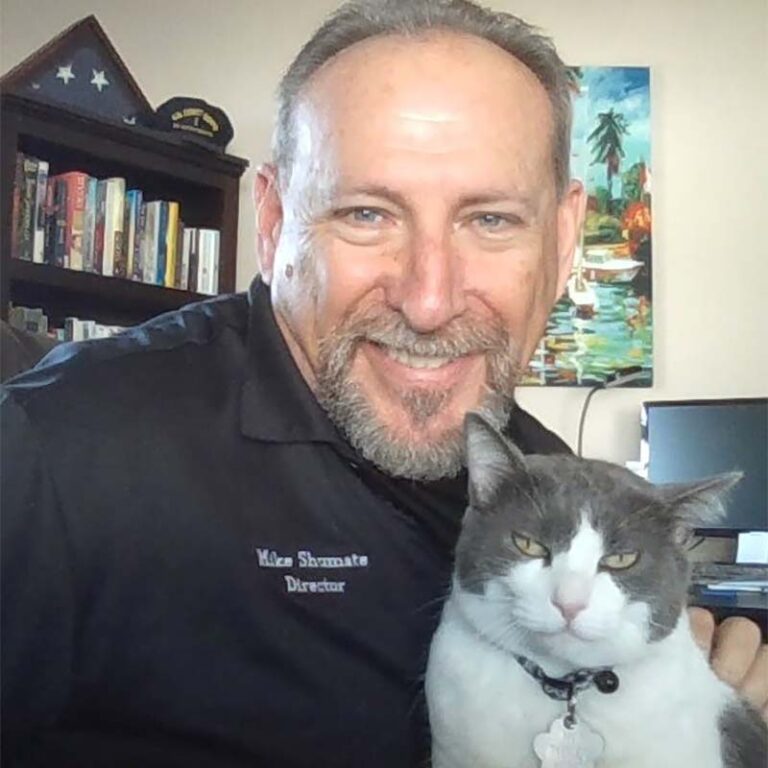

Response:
(239, 278), (345, 446)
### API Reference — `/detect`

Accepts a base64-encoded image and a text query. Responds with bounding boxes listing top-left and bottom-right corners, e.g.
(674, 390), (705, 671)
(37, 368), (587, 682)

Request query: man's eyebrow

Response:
(332, 184), (410, 209)
(457, 190), (536, 213)
(332, 184), (536, 214)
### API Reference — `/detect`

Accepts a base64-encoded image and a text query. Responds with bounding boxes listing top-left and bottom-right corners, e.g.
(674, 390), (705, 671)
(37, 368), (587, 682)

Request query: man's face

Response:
(258, 32), (582, 479)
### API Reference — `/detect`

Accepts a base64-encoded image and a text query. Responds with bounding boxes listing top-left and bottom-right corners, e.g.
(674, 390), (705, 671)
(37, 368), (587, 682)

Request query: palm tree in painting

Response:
(588, 109), (628, 212)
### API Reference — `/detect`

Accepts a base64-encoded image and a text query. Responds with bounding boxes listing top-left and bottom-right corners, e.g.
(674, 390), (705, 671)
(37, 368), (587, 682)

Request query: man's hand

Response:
(689, 607), (768, 720)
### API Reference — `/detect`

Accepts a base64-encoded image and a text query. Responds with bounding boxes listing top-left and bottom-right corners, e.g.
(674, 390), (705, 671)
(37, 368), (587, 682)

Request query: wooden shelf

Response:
(1, 93), (249, 327)
(7, 258), (212, 326)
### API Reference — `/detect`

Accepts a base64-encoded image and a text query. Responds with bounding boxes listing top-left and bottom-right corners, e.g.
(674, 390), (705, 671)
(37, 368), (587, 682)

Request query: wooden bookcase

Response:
(0, 93), (249, 327)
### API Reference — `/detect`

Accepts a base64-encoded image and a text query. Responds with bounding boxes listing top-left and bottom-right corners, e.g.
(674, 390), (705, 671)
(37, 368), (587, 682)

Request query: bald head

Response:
(274, 0), (573, 198)
(285, 32), (557, 217)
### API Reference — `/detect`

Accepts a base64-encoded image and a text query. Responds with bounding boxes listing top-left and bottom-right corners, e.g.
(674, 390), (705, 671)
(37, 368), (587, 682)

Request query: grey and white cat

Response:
(426, 414), (767, 768)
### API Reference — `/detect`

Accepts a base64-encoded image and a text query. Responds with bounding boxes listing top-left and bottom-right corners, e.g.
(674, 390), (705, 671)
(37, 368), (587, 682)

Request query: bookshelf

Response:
(0, 93), (249, 327)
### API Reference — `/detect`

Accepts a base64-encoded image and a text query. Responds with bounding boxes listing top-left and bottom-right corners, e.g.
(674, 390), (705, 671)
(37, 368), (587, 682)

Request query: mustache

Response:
(326, 307), (511, 359)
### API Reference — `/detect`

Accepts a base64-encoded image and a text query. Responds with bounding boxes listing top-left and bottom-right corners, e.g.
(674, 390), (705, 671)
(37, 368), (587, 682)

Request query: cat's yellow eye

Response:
(512, 535), (549, 559)
(599, 551), (640, 571)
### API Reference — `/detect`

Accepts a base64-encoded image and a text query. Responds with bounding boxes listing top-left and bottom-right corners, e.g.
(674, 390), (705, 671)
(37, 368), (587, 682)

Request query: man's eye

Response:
(470, 212), (521, 234)
(477, 213), (507, 228)
(343, 208), (386, 225)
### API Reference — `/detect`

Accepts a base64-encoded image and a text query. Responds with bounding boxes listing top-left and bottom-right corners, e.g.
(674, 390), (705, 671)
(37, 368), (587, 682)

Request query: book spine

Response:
(209, 230), (220, 295)
(32, 160), (49, 263)
(19, 156), (39, 261)
(156, 201), (168, 286)
(13, 307), (46, 335)
(142, 202), (159, 284)
(61, 172), (88, 271)
(188, 228), (199, 293)
(118, 191), (131, 279)
(133, 201), (146, 281)
(164, 201), (179, 288)
(93, 180), (107, 274)
(174, 219), (184, 289)
(105, 178), (126, 278)
(125, 190), (142, 279)
(82, 177), (98, 272)
(43, 179), (56, 264)
(180, 227), (191, 291)
(198, 229), (210, 295)
(10, 154), (24, 260)
(53, 179), (68, 268)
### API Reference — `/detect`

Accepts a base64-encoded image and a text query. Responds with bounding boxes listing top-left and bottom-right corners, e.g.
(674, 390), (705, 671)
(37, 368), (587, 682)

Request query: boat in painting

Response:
(582, 256), (644, 284)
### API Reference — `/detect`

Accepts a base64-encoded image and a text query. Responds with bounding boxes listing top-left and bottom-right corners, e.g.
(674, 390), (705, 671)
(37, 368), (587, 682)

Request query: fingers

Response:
(688, 607), (715, 656)
(738, 643), (768, 718)
(710, 617), (762, 689)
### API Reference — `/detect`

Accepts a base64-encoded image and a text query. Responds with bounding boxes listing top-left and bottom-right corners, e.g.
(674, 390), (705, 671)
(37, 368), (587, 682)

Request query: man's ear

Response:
(554, 179), (587, 299)
(254, 163), (283, 285)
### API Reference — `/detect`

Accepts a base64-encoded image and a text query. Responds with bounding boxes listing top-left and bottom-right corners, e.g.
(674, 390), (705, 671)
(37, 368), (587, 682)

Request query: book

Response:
(156, 201), (168, 286)
(52, 178), (68, 268)
(197, 228), (211, 295)
(142, 201), (160, 285)
(197, 229), (208, 294)
(197, 228), (220, 295)
(82, 177), (98, 272)
(10, 154), (24, 260)
(180, 227), (191, 291)
(209, 230), (220, 295)
(124, 189), (142, 279)
(117, 190), (130, 279)
(32, 160), (49, 263)
(93, 180), (107, 274)
(42, 177), (56, 263)
(132, 201), (147, 281)
(174, 219), (184, 289)
(64, 317), (125, 341)
(9, 306), (48, 335)
(188, 228), (199, 293)
(164, 201), (179, 288)
(57, 171), (89, 271)
(103, 177), (126, 277)
(18, 155), (39, 261)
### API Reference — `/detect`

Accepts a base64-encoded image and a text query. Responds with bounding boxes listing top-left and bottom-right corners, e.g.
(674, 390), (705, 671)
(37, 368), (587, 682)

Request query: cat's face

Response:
(454, 414), (739, 671)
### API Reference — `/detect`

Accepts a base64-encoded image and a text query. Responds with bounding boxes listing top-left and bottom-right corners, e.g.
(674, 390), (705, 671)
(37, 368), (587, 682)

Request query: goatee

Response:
(316, 307), (521, 481)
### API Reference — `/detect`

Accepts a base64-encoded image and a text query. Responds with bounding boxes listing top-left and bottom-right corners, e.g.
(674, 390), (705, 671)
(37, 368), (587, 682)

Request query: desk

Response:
(689, 586), (768, 640)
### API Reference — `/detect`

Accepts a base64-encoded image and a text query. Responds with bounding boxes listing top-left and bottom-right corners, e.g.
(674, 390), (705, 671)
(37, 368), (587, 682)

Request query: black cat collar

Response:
(513, 653), (619, 702)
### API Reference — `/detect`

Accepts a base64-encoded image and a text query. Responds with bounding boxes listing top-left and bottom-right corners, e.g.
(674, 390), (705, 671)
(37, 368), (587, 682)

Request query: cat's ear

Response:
(464, 412), (527, 509)
(658, 472), (743, 544)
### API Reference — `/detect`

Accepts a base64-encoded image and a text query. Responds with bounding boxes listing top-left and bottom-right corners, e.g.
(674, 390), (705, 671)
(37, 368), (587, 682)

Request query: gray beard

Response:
(316, 308), (520, 481)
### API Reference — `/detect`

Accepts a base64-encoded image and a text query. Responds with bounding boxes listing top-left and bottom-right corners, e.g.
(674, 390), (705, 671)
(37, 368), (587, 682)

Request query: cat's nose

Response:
(552, 599), (587, 623)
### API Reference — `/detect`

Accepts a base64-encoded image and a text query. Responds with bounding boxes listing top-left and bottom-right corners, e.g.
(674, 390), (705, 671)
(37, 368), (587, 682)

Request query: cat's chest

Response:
(426, 613), (563, 766)
(426, 606), (729, 768)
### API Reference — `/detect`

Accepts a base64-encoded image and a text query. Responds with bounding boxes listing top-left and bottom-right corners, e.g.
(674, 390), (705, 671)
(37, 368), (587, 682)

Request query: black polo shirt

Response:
(1, 279), (569, 768)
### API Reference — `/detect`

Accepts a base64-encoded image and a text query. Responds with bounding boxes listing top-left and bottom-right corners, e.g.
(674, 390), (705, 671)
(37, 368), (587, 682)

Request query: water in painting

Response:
(522, 66), (653, 387)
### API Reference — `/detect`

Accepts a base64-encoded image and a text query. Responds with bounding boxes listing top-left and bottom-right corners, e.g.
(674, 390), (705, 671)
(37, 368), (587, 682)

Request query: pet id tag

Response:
(533, 714), (604, 768)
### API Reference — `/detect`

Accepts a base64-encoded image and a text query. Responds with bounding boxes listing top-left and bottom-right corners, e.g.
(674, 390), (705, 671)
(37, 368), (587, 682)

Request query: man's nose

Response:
(387, 231), (466, 333)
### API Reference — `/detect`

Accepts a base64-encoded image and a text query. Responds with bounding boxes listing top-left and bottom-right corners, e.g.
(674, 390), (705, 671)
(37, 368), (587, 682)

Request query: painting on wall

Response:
(522, 66), (653, 387)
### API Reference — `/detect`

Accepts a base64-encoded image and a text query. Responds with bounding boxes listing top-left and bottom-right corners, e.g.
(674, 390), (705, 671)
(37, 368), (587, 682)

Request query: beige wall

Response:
(2, 0), (766, 463)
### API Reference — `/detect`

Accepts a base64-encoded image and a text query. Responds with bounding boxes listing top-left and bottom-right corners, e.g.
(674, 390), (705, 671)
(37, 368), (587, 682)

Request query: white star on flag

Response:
(91, 69), (109, 92)
(56, 64), (75, 85)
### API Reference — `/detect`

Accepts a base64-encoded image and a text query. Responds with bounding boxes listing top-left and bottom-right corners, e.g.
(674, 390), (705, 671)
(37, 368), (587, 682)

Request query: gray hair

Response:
(273, 0), (574, 197)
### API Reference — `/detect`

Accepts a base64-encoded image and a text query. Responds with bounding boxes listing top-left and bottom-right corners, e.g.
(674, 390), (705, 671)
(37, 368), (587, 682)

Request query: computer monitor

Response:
(642, 398), (768, 534)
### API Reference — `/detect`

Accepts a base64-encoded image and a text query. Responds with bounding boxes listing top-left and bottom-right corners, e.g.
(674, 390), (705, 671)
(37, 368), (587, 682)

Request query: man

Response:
(2, 1), (765, 766)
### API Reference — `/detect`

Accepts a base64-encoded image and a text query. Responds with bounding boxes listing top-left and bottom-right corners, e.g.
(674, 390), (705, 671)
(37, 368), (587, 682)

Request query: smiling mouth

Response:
(380, 345), (458, 370)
